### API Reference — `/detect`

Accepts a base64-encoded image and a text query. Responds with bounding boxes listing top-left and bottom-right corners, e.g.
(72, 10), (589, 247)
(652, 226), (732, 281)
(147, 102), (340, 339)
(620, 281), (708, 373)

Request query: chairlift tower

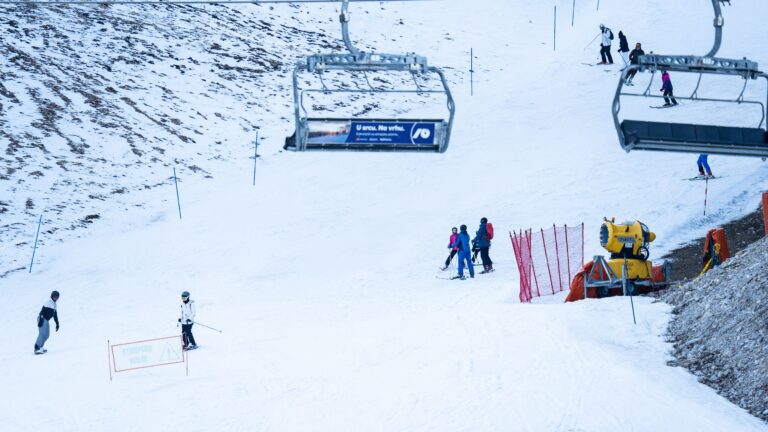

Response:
(284, 0), (455, 152)
(612, 0), (768, 158)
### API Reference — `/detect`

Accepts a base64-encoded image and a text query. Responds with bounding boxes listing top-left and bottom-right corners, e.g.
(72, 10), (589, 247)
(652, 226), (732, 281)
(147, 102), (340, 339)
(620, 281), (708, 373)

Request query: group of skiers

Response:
(599, 25), (712, 177)
(440, 218), (494, 280)
(33, 289), (199, 355)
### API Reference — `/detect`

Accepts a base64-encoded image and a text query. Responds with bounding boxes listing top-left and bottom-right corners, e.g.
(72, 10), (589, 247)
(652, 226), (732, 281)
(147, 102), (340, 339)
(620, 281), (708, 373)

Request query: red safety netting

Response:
(510, 223), (584, 303)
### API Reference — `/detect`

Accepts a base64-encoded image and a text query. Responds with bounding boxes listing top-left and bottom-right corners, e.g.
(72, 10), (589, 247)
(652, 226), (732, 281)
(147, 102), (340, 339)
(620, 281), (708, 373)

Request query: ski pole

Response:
(582, 32), (601, 50)
(192, 321), (222, 333)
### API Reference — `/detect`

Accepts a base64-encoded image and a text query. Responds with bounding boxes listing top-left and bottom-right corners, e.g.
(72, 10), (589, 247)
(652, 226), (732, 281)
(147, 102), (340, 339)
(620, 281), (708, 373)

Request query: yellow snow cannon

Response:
(600, 218), (656, 279)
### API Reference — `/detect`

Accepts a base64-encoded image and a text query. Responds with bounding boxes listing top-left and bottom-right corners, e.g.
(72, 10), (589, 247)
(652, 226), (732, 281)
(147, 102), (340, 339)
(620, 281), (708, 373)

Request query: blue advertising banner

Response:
(306, 120), (438, 146)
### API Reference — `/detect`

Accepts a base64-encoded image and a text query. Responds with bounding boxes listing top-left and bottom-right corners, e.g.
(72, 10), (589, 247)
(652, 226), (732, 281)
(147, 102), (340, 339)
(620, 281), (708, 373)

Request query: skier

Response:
(178, 291), (197, 350)
(697, 154), (713, 177)
(450, 225), (475, 280)
(598, 24), (614, 65)
(660, 70), (678, 106)
(34, 290), (60, 354)
(473, 217), (494, 274)
(626, 42), (645, 85)
(441, 227), (459, 271)
(617, 31), (630, 68)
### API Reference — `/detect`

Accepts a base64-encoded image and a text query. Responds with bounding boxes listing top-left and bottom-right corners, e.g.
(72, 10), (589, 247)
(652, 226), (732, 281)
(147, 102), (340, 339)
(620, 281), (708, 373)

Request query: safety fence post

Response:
(572, 0), (576, 26)
(173, 167), (182, 220)
(469, 48), (474, 96)
(596, 0), (600, 11)
(29, 213), (43, 273)
(252, 130), (259, 186)
(552, 224), (563, 291)
(704, 177), (709, 216)
(553, 5), (557, 51)
(541, 229), (556, 295)
(564, 224), (572, 285)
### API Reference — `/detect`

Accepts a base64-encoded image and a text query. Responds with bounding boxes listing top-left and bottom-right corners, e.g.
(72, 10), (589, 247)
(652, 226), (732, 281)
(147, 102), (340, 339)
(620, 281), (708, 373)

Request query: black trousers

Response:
(600, 46), (613, 63)
(444, 249), (457, 267)
(663, 90), (677, 105)
(182, 323), (196, 347)
(480, 247), (492, 268)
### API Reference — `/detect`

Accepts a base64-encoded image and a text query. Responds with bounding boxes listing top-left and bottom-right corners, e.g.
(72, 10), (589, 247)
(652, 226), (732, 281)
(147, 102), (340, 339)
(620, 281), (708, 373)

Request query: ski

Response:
(183, 345), (199, 351)
(650, 104), (678, 109)
(684, 175), (722, 181)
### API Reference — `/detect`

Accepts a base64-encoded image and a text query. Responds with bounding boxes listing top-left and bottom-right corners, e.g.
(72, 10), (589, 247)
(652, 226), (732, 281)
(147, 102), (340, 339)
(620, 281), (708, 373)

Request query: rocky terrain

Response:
(662, 234), (768, 421)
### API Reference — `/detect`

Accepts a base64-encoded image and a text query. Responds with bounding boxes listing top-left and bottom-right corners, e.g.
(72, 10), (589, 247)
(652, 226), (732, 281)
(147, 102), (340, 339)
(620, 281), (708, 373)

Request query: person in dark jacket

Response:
(473, 217), (494, 274)
(617, 31), (630, 68)
(451, 225), (475, 279)
(34, 290), (60, 354)
(625, 43), (645, 85)
(441, 227), (459, 271)
(660, 70), (678, 106)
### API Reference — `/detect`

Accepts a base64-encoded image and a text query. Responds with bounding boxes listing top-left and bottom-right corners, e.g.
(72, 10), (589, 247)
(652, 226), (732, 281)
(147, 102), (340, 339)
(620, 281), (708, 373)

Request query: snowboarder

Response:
(450, 225), (475, 279)
(626, 42), (645, 85)
(697, 154), (713, 177)
(473, 217), (494, 274)
(34, 290), (60, 354)
(598, 24), (614, 65)
(617, 31), (630, 68)
(441, 227), (459, 271)
(660, 70), (678, 106)
(178, 291), (197, 350)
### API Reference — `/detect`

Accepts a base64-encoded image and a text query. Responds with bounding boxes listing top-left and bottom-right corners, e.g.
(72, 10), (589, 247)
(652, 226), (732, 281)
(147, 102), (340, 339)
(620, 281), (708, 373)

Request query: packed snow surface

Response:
(2, 0), (768, 431)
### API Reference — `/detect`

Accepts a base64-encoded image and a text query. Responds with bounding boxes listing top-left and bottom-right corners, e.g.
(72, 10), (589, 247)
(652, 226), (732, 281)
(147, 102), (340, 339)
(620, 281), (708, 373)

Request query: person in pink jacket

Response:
(441, 227), (459, 271)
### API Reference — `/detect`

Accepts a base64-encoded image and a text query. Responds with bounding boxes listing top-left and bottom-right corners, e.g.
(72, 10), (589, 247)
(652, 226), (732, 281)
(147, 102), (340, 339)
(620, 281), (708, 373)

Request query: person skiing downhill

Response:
(697, 154), (713, 177)
(617, 31), (630, 68)
(178, 291), (197, 350)
(473, 217), (494, 274)
(660, 70), (678, 106)
(34, 290), (60, 354)
(598, 24), (614, 65)
(626, 42), (645, 85)
(450, 225), (475, 280)
(441, 227), (459, 271)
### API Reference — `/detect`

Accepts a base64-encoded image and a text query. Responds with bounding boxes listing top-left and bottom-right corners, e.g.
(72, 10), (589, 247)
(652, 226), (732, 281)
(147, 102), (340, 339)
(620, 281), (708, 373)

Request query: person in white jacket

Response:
(178, 291), (197, 350)
(598, 24), (614, 65)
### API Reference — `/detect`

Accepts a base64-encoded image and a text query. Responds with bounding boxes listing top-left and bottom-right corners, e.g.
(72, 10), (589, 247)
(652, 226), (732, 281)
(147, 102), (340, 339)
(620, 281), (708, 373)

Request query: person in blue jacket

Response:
(451, 225), (475, 279)
(473, 217), (494, 274)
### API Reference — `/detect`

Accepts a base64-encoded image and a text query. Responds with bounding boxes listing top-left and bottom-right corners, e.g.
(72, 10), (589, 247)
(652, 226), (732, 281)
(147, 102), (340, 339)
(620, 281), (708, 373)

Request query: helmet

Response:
(460, 224), (467, 232)
(51, 290), (60, 300)
(181, 291), (190, 298)
(481, 217), (488, 223)
(452, 226), (458, 231)
(599, 24), (605, 29)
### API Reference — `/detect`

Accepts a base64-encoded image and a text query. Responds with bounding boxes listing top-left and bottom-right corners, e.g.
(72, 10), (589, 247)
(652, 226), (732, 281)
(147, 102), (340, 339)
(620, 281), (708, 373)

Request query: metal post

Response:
(173, 168), (182, 220)
(469, 48), (474, 96)
(596, 0), (600, 11)
(572, 0), (576, 26)
(252, 130), (259, 186)
(29, 213), (43, 273)
(553, 5), (557, 51)
(108, 340), (113, 381)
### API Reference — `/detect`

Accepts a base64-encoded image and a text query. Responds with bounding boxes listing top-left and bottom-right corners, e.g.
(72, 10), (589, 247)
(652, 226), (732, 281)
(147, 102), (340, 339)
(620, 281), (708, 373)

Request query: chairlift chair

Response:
(612, 0), (768, 158)
(284, 0), (455, 153)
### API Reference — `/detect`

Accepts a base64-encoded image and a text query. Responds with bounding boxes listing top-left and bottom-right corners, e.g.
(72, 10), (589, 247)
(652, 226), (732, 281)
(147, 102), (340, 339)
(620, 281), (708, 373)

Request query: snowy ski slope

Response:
(2, 0), (768, 431)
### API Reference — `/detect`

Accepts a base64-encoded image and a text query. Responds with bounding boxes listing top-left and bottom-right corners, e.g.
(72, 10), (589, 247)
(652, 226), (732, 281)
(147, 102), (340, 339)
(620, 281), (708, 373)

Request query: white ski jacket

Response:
(180, 300), (196, 324)
(601, 28), (612, 47)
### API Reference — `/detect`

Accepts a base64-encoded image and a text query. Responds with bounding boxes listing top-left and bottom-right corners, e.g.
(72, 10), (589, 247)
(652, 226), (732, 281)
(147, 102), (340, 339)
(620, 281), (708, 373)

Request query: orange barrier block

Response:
(763, 192), (768, 236)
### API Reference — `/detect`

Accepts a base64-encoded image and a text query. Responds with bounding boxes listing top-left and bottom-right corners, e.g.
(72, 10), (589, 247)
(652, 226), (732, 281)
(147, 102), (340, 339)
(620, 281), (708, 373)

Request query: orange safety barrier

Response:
(763, 192), (768, 236)
(703, 228), (730, 268)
